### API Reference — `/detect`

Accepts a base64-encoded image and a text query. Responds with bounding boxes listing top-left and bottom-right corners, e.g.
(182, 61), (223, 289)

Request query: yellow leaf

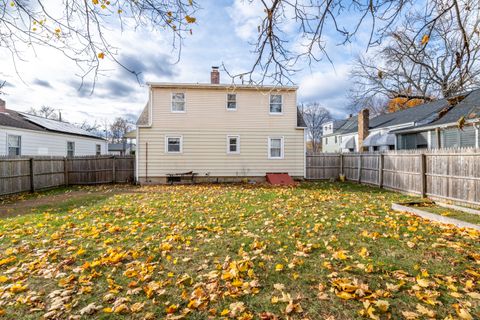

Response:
(415, 304), (435, 317)
(401, 311), (419, 320)
(0, 276), (8, 283)
(97, 52), (105, 59)
(275, 264), (284, 272)
(375, 300), (389, 313)
(166, 304), (178, 314)
(185, 15), (196, 23)
(421, 34), (429, 45)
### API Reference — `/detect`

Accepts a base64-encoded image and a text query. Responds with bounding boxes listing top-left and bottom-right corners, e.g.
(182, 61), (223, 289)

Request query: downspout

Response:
(145, 142), (148, 183)
(435, 127), (441, 149)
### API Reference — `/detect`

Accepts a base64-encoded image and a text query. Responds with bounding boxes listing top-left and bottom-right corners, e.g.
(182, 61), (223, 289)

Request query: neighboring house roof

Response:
(336, 116), (358, 135)
(393, 89), (480, 134)
(0, 109), (104, 140)
(340, 99), (450, 135)
(322, 119), (351, 137)
(297, 109), (307, 128)
(108, 143), (135, 152)
(0, 109), (46, 132)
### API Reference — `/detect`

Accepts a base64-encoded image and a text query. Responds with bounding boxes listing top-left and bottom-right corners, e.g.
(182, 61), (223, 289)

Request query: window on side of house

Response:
(227, 135), (240, 154)
(227, 94), (237, 110)
(96, 144), (101, 156)
(269, 94), (283, 114)
(165, 136), (182, 153)
(7, 135), (21, 156)
(171, 93), (185, 112)
(335, 136), (337, 143)
(268, 137), (284, 159)
(325, 137), (328, 145)
(67, 141), (75, 157)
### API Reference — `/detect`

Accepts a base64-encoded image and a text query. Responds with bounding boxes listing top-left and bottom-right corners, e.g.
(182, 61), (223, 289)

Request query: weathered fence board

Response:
(0, 156), (134, 196)
(306, 148), (480, 207)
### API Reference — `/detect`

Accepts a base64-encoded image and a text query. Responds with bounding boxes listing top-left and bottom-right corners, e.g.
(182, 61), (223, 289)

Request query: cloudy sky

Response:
(0, 0), (368, 125)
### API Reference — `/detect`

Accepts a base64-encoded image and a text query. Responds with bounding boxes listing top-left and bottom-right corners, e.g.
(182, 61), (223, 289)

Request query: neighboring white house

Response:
(0, 99), (107, 157)
(135, 67), (307, 184)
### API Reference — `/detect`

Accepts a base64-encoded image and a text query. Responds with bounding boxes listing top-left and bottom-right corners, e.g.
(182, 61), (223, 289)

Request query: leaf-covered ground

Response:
(0, 182), (479, 319)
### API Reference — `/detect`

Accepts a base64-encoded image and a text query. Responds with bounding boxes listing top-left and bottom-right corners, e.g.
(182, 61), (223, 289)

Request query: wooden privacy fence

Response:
(306, 148), (480, 206)
(0, 155), (135, 196)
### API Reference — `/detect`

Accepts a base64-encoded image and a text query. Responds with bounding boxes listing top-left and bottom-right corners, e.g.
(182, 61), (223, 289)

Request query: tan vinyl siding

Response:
(138, 87), (304, 179)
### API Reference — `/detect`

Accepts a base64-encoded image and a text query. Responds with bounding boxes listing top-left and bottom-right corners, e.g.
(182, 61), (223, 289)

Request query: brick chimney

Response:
(210, 66), (220, 84)
(0, 98), (6, 113)
(358, 108), (370, 152)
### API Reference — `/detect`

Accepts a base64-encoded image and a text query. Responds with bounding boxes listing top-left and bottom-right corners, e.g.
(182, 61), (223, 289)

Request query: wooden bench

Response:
(166, 171), (198, 185)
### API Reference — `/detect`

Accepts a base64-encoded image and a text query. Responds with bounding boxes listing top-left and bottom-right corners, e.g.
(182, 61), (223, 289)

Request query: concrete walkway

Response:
(392, 203), (480, 231)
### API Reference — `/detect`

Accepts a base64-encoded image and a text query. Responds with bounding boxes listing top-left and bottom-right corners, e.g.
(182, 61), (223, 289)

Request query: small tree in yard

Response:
(301, 103), (331, 153)
(109, 117), (133, 143)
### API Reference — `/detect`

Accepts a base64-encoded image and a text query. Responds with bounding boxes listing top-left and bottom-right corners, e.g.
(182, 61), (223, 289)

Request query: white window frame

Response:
(226, 93), (237, 111)
(67, 141), (75, 157)
(171, 92), (186, 113)
(226, 135), (240, 154)
(7, 134), (21, 156)
(268, 136), (284, 159)
(269, 94), (283, 115)
(165, 135), (183, 154)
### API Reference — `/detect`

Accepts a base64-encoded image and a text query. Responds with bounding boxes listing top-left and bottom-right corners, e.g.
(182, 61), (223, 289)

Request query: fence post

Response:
(378, 154), (384, 188)
(357, 155), (362, 183)
(420, 153), (426, 198)
(64, 157), (69, 186)
(339, 153), (344, 176)
(29, 158), (35, 193)
(112, 156), (116, 184)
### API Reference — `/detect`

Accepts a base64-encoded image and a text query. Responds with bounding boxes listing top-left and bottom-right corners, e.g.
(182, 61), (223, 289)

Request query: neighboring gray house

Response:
(327, 99), (451, 152)
(0, 99), (107, 156)
(394, 89), (480, 149)
(108, 142), (135, 156)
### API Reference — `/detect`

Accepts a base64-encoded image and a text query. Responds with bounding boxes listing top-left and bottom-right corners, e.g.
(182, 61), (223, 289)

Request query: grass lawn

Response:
(0, 182), (479, 319)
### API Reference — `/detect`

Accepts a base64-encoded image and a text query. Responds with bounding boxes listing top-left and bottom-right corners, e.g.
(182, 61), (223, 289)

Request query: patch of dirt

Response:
(0, 186), (139, 218)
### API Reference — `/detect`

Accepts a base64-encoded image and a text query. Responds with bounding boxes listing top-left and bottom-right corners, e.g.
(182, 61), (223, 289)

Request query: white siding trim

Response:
(475, 124), (479, 148)
(226, 135), (240, 154)
(135, 128), (140, 181)
(268, 136), (284, 159)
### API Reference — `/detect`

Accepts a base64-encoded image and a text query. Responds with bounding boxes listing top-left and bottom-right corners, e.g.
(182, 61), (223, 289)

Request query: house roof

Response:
(147, 82), (298, 91)
(0, 109), (104, 140)
(108, 143), (127, 151)
(297, 109), (307, 128)
(340, 98), (450, 135)
(393, 89), (480, 134)
(0, 109), (46, 132)
(136, 104), (149, 126)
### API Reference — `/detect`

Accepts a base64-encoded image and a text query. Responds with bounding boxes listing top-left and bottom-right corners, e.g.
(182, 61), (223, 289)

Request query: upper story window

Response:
(171, 93), (185, 112)
(7, 135), (21, 156)
(96, 144), (101, 156)
(165, 135), (183, 153)
(269, 94), (283, 114)
(227, 94), (237, 110)
(67, 141), (75, 157)
(268, 137), (284, 159)
(227, 135), (240, 154)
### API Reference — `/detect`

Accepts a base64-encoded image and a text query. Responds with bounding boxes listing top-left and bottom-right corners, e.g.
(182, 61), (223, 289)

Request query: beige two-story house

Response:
(135, 67), (306, 184)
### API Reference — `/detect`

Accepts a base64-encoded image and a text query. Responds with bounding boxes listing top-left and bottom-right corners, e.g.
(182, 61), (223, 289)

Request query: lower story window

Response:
(96, 144), (101, 156)
(268, 137), (284, 159)
(67, 141), (75, 157)
(166, 136), (182, 153)
(8, 135), (21, 156)
(227, 135), (240, 154)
